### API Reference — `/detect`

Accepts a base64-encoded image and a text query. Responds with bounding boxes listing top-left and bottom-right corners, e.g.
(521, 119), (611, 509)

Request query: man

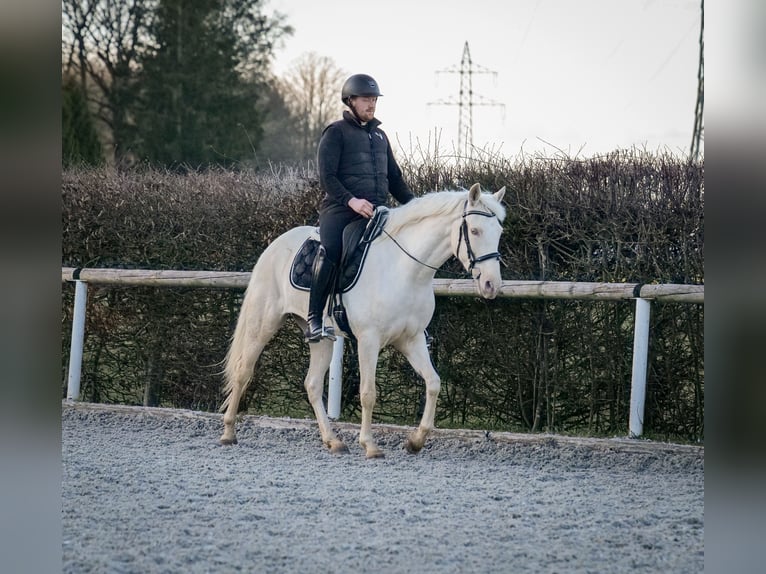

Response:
(305, 73), (415, 342)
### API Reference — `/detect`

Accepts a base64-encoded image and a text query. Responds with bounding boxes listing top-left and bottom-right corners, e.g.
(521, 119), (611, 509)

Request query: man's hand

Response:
(348, 197), (374, 218)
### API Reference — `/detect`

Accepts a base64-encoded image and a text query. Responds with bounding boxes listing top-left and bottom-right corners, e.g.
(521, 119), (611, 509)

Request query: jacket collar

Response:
(343, 110), (381, 131)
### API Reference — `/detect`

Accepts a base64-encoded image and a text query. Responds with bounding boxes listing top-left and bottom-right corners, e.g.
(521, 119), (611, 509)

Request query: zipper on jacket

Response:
(369, 132), (381, 201)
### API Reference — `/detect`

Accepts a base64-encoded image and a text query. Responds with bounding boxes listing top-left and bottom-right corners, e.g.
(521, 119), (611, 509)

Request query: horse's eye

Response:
(470, 227), (480, 236)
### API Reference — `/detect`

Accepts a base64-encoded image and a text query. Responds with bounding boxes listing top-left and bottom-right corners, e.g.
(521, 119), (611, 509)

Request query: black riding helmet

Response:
(341, 74), (382, 105)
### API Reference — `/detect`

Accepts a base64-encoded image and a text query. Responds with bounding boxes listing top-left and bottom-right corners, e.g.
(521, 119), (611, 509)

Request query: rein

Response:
(379, 200), (504, 278)
(381, 227), (462, 276)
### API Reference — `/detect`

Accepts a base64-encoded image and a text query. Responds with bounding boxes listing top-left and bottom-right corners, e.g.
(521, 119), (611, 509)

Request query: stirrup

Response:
(305, 322), (336, 343)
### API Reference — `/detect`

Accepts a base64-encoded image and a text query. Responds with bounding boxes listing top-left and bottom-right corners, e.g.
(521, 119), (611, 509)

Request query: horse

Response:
(220, 183), (506, 458)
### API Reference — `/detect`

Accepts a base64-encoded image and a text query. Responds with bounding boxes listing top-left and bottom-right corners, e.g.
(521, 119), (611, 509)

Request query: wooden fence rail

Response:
(61, 267), (703, 303)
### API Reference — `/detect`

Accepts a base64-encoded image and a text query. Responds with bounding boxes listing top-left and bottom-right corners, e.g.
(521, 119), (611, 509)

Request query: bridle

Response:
(380, 200), (503, 277)
(456, 200), (503, 276)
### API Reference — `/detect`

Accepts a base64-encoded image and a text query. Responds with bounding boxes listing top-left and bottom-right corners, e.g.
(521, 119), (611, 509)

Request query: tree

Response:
(62, 74), (104, 167)
(130, 0), (291, 168)
(62, 0), (154, 164)
(256, 76), (303, 166)
(62, 0), (291, 168)
(278, 53), (346, 163)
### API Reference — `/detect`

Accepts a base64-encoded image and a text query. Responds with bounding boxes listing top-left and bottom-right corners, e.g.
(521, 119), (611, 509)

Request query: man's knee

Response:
(323, 244), (342, 265)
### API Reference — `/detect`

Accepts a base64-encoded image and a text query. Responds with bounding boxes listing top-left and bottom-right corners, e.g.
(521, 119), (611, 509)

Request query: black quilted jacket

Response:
(318, 110), (414, 210)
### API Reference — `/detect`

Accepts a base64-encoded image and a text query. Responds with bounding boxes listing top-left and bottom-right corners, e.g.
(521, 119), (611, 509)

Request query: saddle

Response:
(289, 207), (389, 339)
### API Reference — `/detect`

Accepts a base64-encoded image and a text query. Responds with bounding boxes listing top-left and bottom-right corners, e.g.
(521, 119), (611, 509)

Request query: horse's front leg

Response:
(395, 333), (441, 454)
(357, 339), (384, 459)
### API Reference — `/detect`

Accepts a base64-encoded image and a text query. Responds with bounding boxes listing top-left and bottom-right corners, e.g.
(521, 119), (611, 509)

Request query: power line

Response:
(428, 41), (504, 159)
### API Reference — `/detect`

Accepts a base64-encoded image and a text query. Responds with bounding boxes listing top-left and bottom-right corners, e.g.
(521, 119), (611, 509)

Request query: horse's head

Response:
(452, 183), (506, 299)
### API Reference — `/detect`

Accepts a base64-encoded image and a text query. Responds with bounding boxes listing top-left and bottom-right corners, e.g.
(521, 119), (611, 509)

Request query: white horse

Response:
(220, 183), (506, 458)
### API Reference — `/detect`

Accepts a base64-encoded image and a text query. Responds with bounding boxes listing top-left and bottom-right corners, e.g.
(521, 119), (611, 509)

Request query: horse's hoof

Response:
(404, 438), (422, 454)
(365, 449), (385, 459)
(329, 440), (349, 455)
(220, 436), (238, 445)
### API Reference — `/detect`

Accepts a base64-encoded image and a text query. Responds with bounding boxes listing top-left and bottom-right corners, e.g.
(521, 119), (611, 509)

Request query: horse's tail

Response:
(219, 227), (309, 415)
(219, 285), (256, 413)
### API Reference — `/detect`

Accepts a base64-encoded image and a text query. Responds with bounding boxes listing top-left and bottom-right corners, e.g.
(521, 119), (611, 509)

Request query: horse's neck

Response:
(391, 212), (454, 279)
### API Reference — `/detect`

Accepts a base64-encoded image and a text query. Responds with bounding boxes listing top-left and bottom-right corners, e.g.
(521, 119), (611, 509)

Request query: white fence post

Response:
(629, 298), (651, 438)
(327, 336), (344, 419)
(66, 280), (88, 401)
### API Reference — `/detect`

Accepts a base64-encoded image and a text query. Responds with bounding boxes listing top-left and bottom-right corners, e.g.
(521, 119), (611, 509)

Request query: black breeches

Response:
(318, 206), (364, 265)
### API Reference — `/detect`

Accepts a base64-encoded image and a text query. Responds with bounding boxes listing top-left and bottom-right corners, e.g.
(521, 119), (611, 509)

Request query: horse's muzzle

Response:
(476, 275), (500, 299)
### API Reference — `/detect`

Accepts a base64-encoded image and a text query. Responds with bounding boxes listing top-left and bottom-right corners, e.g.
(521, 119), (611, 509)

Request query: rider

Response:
(305, 73), (415, 342)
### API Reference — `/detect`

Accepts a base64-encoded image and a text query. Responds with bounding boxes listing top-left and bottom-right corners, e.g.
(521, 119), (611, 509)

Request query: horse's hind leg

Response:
(305, 339), (348, 454)
(220, 301), (284, 445)
(220, 339), (268, 445)
(394, 333), (441, 454)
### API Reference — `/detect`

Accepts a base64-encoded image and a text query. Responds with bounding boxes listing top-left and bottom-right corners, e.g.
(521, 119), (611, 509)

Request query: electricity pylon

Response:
(690, 0), (704, 161)
(428, 41), (505, 159)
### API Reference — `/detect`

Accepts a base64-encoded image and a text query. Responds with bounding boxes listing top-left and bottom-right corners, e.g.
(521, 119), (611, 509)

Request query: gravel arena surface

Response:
(62, 402), (704, 573)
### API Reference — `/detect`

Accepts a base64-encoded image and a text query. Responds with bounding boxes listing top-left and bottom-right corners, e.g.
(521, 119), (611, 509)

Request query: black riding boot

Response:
(305, 246), (337, 343)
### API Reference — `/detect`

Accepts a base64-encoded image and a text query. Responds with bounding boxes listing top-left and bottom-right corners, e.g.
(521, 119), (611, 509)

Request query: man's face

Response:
(350, 96), (377, 122)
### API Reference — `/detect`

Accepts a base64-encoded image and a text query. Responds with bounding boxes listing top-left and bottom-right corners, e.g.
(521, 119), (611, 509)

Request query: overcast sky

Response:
(267, 0), (702, 160)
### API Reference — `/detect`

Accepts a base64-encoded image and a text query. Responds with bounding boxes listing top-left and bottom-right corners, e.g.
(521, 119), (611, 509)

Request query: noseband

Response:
(457, 200), (503, 274)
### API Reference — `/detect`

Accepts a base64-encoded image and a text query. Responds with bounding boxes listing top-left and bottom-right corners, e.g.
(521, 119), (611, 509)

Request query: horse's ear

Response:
(494, 186), (506, 202)
(468, 183), (482, 204)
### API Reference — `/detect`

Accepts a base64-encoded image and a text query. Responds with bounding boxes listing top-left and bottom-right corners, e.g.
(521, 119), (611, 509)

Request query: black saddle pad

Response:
(289, 238), (321, 290)
(289, 208), (388, 293)
(289, 234), (370, 293)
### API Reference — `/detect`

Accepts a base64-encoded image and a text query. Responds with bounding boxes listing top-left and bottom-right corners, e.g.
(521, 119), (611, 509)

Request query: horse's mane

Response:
(386, 189), (506, 236)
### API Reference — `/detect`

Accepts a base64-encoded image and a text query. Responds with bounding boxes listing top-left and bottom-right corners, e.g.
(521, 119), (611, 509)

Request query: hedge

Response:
(61, 150), (704, 441)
